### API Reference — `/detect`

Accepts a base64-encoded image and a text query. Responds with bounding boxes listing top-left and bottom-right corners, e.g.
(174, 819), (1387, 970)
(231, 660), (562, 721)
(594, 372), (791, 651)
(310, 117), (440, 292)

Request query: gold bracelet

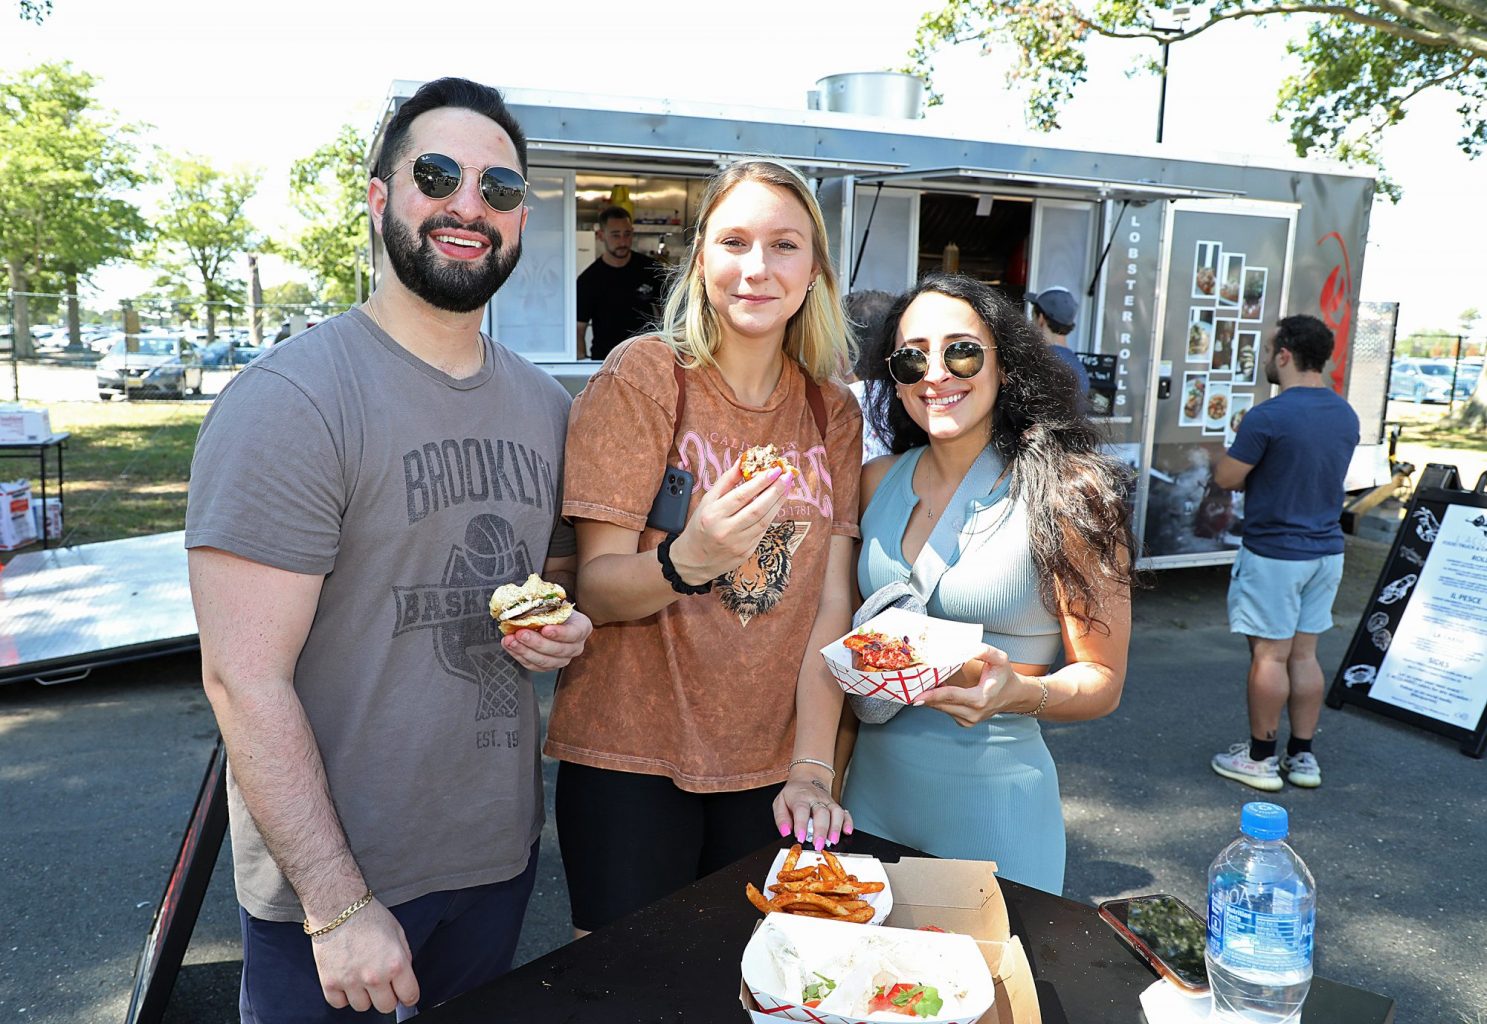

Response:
(303, 890), (375, 938)
(787, 757), (835, 777)
(1012, 679), (1049, 718)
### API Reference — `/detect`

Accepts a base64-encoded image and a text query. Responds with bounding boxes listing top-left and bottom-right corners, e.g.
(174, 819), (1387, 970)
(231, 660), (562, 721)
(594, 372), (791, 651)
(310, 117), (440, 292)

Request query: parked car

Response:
(199, 339), (263, 367)
(95, 335), (205, 400)
(1388, 359), (1457, 403)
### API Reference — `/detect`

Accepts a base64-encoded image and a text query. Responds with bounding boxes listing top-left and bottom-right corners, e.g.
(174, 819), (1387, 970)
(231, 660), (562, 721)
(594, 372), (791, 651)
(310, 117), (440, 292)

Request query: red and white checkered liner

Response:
(741, 913), (994, 1024)
(820, 608), (983, 705)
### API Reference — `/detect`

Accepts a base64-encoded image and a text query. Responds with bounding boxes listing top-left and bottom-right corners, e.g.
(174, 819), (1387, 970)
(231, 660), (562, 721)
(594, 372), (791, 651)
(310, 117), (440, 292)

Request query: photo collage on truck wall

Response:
(1184, 240), (1268, 445)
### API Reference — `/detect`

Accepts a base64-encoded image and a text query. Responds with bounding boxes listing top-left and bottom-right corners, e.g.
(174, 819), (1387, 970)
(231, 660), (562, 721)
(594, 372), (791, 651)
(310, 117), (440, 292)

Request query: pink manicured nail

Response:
(829, 831), (840, 845)
(813, 836), (826, 852)
(778, 822), (790, 837)
(844, 823), (854, 835)
(768, 467), (783, 482)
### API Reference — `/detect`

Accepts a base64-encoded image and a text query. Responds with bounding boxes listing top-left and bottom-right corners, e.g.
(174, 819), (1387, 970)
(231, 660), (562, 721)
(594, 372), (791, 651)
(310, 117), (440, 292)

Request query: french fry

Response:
(780, 843), (802, 875)
(745, 883), (776, 915)
(776, 892), (855, 916)
(775, 866), (819, 883)
(822, 849), (846, 880)
(841, 907), (875, 923)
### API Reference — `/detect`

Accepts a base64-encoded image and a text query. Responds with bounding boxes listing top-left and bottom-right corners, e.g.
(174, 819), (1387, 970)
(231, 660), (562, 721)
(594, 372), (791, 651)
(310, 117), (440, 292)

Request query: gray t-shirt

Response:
(185, 308), (575, 921)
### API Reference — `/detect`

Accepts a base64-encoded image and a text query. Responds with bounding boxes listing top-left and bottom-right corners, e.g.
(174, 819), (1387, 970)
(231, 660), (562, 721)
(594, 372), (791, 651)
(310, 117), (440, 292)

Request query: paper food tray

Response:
(763, 847), (893, 926)
(742, 912), (996, 1024)
(821, 607), (983, 704)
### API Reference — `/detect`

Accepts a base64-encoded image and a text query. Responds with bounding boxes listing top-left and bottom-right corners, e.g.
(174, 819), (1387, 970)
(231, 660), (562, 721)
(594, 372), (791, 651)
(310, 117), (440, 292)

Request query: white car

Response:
(95, 335), (205, 400)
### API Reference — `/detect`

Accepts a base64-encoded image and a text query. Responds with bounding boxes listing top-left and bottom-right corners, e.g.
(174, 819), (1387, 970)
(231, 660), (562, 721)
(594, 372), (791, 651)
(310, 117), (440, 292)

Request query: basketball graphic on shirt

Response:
(445, 514), (533, 720)
(465, 513), (525, 580)
(719, 520), (810, 627)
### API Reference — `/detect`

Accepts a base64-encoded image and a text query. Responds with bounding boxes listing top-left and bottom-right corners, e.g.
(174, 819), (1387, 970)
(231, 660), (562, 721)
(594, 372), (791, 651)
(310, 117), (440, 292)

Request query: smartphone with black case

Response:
(1098, 893), (1210, 994)
(646, 466), (695, 534)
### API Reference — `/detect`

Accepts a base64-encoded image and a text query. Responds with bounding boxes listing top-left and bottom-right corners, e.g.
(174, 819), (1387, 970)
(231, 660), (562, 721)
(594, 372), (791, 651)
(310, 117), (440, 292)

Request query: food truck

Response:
(368, 78), (1385, 569)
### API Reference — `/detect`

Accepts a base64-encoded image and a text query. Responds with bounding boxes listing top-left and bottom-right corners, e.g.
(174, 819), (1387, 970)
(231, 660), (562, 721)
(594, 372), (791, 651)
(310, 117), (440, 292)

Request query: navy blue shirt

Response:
(1228, 386), (1359, 560)
(1048, 344), (1090, 405)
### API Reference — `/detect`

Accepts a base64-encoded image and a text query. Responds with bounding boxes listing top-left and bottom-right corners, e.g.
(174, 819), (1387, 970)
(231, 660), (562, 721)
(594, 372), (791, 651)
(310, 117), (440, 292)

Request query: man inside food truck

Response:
(576, 205), (669, 361)
(1026, 285), (1091, 400)
(1209, 314), (1359, 793)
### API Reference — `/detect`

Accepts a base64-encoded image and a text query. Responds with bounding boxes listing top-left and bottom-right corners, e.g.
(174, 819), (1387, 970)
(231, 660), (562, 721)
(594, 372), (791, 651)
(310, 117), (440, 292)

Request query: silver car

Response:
(95, 334), (205, 400)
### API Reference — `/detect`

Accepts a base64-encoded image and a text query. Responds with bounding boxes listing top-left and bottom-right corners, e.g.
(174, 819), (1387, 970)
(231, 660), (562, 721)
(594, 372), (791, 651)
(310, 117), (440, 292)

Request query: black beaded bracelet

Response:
(657, 532), (713, 595)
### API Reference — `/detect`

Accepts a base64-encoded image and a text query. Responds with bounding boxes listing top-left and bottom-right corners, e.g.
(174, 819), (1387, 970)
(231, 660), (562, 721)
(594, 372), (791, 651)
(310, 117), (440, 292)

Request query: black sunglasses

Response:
(886, 340), (992, 386)
(389, 153), (528, 213)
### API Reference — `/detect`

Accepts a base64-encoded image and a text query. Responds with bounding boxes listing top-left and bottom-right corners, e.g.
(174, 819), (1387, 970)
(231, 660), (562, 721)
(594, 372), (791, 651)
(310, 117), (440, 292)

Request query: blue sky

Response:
(4, 0), (1481, 336)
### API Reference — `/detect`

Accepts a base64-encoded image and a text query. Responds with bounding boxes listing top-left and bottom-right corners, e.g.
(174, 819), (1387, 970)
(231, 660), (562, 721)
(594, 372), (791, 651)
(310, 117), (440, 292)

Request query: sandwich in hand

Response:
(488, 574), (574, 635)
(741, 444), (798, 481)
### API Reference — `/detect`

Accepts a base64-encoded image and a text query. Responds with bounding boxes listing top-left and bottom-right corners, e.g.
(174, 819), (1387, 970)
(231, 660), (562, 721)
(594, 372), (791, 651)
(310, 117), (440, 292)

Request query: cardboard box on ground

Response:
(740, 857), (1041, 1024)
(1, 480), (37, 551)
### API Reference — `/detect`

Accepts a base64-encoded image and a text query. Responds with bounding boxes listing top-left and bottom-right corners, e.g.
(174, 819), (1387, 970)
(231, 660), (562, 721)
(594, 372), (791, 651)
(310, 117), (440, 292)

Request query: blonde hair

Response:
(656, 159), (854, 383)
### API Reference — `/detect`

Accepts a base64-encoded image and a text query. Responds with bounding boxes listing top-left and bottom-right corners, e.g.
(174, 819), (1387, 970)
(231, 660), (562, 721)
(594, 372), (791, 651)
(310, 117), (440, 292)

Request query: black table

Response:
(419, 832), (1394, 1023)
(0, 432), (69, 549)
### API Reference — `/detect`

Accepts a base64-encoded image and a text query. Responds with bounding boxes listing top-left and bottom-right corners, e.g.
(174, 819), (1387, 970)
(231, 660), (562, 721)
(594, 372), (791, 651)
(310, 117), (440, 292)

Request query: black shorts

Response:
(555, 761), (778, 932)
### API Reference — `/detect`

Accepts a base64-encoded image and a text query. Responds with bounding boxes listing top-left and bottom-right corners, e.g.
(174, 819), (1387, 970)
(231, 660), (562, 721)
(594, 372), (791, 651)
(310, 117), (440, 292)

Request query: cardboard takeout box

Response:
(740, 857), (1041, 1024)
(821, 608), (983, 705)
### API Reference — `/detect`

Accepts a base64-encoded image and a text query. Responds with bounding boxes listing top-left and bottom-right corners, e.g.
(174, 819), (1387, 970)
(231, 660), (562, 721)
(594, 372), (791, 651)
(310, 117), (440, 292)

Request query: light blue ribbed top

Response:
(857, 447), (1062, 666)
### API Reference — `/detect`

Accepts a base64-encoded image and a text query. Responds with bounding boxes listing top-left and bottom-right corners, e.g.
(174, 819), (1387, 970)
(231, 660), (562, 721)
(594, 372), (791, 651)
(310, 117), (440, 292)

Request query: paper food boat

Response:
(821, 608), (983, 704)
(741, 857), (1041, 1024)
(742, 912), (995, 1024)
(763, 847), (894, 926)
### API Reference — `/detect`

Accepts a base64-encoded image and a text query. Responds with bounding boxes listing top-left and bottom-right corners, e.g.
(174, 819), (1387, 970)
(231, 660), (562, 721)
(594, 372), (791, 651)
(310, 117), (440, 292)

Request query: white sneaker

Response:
(1211, 742), (1283, 792)
(1280, 751), (1322, 788)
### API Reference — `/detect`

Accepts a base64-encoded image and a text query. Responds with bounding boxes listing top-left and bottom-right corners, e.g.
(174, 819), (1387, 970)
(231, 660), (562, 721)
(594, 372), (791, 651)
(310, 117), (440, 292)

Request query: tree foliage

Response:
(0, 62), (148, 354)
(16, 0), (51, 23)
(153, 156), (258, 342)
(282, 123), (370, 306)
(904, 1), (1487, 184)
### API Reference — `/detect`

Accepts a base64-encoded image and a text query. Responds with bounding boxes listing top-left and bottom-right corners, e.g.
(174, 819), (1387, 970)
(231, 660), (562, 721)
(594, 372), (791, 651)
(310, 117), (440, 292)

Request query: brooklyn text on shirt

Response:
(403, 437), (558, 526)
(678, 430), (834, 521)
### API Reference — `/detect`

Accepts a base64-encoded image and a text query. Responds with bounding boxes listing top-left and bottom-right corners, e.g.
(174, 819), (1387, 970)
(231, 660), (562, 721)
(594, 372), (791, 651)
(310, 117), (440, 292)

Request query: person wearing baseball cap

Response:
(1027, 286), (1090, 403)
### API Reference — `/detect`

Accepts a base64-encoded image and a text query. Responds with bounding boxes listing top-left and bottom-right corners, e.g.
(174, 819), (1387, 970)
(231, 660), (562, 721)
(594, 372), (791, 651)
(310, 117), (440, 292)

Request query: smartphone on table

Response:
(1097, 893), (1209, 994)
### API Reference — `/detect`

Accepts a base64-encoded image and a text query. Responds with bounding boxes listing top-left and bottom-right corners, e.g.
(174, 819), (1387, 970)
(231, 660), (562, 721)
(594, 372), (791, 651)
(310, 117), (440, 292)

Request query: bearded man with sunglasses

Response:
(186, 77), (592, 1022)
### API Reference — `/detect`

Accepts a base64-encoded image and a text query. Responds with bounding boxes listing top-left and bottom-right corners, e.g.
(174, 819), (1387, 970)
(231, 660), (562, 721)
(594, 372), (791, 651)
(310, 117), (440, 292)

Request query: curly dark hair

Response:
(1274, 314), (1334, 373)
(862, 273), (1138, 633)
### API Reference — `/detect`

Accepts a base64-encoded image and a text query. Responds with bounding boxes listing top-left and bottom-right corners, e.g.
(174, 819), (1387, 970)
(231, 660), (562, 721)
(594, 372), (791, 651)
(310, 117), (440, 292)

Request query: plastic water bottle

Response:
(1206, 802), (1315, 1023)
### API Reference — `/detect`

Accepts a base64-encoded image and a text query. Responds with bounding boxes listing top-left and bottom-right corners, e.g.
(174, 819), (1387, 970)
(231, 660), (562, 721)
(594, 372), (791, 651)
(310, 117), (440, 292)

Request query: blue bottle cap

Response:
(1241, 801), (1289, 840)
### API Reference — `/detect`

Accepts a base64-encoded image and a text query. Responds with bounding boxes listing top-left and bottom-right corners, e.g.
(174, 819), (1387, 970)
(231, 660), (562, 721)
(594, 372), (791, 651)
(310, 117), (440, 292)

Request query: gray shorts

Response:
(1228, 546), (1345, 639)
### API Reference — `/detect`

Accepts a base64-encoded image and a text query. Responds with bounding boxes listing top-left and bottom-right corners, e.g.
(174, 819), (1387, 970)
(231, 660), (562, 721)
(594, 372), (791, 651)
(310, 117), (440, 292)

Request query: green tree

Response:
(904, 2), (1487, 190)
(153, 155), (258, 343)
(283, 123), (370, 305)
(17, 0), (51, 23)
(261, 280), (316, 307)
(0, 62), (147, 355)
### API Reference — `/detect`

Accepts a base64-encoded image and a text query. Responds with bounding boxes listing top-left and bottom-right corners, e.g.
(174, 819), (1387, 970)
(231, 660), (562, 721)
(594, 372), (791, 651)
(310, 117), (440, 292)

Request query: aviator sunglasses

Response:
(388, 153), (528, 213)
(886, 340), (992, 386)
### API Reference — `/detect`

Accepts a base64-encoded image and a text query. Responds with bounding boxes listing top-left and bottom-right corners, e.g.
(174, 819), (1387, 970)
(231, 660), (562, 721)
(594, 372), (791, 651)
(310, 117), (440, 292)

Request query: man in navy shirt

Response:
(576, 206), (668, 361)
(1210, 314), (1359, 791)
(1027, 286), (1091, 403)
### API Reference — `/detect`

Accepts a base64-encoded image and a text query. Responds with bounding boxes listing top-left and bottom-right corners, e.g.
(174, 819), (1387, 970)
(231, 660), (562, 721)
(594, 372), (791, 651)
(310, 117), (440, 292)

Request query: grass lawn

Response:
(1, 400), (206, 563)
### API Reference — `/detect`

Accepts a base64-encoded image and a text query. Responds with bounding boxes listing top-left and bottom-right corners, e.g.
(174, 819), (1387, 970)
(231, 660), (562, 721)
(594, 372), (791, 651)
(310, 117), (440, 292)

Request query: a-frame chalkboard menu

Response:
(1327, 463), (1487, 758)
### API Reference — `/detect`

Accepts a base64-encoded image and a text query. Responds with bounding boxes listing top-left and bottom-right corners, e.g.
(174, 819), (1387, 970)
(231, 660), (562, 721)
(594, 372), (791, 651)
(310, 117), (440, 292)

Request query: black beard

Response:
(382, 212), (521, 313)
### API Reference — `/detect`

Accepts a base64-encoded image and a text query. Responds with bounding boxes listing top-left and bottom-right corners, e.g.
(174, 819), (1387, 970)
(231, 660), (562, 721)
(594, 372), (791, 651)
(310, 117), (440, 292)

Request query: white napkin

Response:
(1139, 979), (1214, 1022)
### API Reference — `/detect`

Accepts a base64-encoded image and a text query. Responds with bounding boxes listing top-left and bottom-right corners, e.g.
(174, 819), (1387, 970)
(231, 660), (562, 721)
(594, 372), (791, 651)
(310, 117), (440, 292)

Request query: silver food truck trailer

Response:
(368, 79), (1386, 570)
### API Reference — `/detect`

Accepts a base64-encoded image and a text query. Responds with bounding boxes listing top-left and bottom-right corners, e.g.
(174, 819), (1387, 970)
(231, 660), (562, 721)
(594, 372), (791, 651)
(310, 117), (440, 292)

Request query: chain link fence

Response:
(2, 291), (353, 404)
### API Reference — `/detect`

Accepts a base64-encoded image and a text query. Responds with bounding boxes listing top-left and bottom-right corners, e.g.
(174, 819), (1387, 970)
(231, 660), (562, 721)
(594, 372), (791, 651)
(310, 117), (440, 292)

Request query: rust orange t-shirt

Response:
(546, 336), (862, 792)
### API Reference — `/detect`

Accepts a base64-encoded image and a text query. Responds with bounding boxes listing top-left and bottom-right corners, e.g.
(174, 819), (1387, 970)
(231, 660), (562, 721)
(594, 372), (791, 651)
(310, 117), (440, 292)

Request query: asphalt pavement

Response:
(1, 533), (1482, 1023)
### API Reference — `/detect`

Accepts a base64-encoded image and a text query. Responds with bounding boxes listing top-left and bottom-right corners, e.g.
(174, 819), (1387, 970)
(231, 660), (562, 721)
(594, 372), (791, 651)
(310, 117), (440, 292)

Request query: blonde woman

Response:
(546, 160), (862, 933)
